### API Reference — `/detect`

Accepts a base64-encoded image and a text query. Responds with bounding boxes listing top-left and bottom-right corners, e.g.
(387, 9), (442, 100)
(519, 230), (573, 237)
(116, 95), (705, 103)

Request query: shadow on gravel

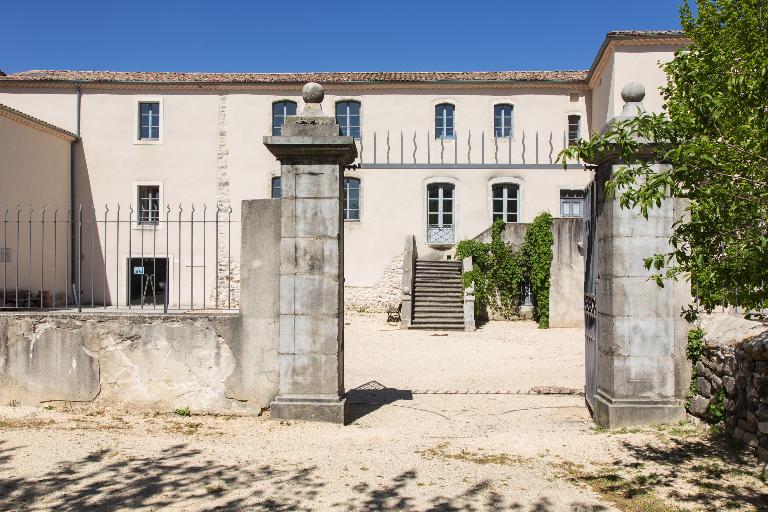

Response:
(617, 432), (768, 511)
(0, 439), (607, 511)
(345, 380), (413, 423)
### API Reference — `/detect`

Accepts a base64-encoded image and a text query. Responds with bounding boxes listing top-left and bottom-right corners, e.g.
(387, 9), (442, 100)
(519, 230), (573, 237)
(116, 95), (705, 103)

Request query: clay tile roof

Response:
(1, 69), (589, 84)
(607, 30), (685, 37)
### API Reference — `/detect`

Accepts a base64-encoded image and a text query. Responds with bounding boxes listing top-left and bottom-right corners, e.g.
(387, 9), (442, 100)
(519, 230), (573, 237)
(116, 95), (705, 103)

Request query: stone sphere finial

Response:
(302, 82), (324, 104)
(621, 82), (645, 104)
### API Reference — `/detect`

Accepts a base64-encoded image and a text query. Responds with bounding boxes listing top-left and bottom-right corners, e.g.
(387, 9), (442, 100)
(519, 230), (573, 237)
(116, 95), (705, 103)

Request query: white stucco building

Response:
(0, 30), (687, 311)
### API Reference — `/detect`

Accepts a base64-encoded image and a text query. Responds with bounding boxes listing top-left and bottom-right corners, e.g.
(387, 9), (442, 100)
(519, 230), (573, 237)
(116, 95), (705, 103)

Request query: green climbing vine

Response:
(522, 212), (554, 328)
(455, 212), (553, 328)
(685, 327), (705, 410)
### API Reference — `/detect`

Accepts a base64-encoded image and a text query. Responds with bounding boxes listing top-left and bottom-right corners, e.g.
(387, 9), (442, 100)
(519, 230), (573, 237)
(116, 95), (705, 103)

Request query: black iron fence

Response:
(353, 129), (582, 169)
(0, 204), (239, 312)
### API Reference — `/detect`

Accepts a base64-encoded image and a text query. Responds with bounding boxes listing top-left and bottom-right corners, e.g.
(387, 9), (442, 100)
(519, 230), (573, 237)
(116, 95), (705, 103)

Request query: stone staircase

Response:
(411, 259), (465, 330)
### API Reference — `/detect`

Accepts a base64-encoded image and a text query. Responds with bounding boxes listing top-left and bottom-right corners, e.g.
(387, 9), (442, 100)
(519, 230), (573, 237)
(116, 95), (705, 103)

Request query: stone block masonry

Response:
(264, 82), (357, 424)
(688, 314), (768, 462)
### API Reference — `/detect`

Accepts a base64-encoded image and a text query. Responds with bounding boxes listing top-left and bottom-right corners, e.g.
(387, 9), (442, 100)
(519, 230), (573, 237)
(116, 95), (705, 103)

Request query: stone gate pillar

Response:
(589, 83), (688, 428)
(264, 83), (357, 423)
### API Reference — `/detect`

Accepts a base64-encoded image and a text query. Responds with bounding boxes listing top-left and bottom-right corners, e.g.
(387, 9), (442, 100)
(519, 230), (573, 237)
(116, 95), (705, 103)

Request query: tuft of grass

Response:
(174, 407), (191, 417)
(43, 404), (55, 411)
(419, 442), (531, 466)
(7, 399), (20, 407)
(553, 461), (685, 512)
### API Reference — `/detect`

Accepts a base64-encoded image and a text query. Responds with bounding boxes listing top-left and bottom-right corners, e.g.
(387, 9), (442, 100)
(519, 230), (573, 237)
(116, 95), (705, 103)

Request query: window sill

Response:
(132, 223), (164, 231)
(133, 139), (163, 145)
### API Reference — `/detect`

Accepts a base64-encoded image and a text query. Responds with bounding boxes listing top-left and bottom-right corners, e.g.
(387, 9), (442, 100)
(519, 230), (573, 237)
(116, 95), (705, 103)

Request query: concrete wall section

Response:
(0, 313), (250, 412)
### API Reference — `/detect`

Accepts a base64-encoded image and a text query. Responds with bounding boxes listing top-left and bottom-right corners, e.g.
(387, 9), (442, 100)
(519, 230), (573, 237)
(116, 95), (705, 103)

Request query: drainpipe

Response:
(70, 84), (81, 305)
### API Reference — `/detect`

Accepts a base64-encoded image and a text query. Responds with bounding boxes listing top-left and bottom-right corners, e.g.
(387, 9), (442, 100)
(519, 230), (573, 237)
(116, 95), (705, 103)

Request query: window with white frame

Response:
(272, 101), (297, 136)
(435, 103), (455, 139)
(335, 101), (361, 139)
(491, 183), (519, 223)
(271, 177), (282, 198)
(494, 104), (514, 137)
(560, 189), (584, 218)
(137, 185), (161, 225)
(138, 102), (160, 141)
(343, 177), (360, 221)
(568, 114), (581, 146)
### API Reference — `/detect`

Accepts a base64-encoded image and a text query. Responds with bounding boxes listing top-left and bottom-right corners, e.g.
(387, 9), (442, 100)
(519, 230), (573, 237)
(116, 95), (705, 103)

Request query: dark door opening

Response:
(127, 257), (168, 307)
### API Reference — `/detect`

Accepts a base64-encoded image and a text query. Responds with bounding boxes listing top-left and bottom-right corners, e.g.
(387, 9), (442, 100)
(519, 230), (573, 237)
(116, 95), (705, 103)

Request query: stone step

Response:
(414, 283), (463, 289)
(416, 264), (462, 269)
(413, 314), (464, 321)
(414, 297), (464, 307)
(415, 273), (462, 278)
(414, 304), (462, 310)
(409, 322), (465, 330)
(414, 290), (463, 296)
(413, 307), (464, 314)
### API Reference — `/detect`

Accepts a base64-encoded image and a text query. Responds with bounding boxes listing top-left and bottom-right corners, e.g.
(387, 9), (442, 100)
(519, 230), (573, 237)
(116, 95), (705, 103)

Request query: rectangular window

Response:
(491, 183), (519, 223)
(335, 101), (361, 139)
(494, 104), (514, 137)
(271, 177), (282, 198)
(568, 115), (581, 146)
(272, 101), (297, 136)
(138, 102), (160, 141)
(0, 247), (10, 263)
(137, 185), (161, 225)
(435, 104), (455, 139)
(560, 189), (584, 218)
(344, 178), (360, 221)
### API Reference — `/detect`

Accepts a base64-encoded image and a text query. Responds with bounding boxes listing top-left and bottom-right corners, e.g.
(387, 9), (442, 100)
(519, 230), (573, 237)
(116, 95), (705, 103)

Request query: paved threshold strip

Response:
(410, 387), (584, 396)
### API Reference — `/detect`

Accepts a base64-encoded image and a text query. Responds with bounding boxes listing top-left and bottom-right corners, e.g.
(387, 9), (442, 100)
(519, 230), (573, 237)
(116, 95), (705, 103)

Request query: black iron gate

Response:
(583, 178), (598, 411)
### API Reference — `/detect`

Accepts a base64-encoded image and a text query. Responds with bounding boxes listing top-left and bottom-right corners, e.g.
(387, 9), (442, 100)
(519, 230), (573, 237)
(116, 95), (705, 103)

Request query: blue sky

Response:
(3, 0), (683, 75)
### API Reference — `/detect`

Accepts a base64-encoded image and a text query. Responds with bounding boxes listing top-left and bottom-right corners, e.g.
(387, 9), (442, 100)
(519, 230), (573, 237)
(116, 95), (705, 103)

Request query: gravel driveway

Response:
(1, 314), (765, 511)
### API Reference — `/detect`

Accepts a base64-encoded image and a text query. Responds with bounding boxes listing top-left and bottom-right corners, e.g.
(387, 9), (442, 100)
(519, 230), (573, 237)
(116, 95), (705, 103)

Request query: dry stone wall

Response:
(345, 253), (403, 312)
(688, 314), (768, 461)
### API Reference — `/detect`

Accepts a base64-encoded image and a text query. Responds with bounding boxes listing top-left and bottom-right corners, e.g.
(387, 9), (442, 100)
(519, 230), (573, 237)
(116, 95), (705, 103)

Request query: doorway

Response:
(127, 257), (168, 307)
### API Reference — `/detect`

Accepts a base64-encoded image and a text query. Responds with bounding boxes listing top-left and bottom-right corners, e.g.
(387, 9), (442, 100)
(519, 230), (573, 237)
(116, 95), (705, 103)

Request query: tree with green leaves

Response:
(561, 0), (768, 318)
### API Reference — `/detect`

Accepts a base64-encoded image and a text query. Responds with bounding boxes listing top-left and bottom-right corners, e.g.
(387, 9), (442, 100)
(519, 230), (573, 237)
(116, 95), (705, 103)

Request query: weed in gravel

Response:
(174, 407), (191, 417)
(0, 418), (55, 429)
(552, 461), (684, 512)
(419, 442), (531, 466)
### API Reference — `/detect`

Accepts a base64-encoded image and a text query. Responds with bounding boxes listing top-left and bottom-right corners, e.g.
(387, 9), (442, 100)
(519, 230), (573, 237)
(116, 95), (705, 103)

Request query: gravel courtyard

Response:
(0, 314), (765, 511)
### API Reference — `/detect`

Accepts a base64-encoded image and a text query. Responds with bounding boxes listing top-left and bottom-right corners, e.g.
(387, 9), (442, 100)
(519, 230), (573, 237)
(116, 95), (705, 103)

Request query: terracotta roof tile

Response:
(2, 69), (589, 84)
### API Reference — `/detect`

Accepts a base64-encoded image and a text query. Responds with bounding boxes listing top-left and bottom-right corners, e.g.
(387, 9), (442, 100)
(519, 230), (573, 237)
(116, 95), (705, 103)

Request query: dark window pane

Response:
(428, 214), (439, 225)
(271, 177), (282, 198)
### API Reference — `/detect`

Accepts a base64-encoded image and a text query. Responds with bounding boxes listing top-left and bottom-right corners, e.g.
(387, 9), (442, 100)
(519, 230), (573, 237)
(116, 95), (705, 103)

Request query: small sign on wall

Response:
(0, 248), (10, 263)
(133, 266), (145, 275)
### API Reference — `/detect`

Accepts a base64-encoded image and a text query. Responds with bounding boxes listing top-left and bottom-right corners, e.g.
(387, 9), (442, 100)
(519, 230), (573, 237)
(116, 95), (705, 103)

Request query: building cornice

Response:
(0, 103), (77, 141)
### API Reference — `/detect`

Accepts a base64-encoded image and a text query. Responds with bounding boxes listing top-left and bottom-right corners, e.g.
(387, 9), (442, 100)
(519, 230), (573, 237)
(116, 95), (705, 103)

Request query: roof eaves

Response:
(586, 30), (689, 84)
(0, 103), (78, 141)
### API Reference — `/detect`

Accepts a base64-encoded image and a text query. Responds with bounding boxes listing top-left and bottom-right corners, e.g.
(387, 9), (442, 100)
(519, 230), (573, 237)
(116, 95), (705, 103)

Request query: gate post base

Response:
(593, 392), (685, 429)
(271, 395), (346, 424)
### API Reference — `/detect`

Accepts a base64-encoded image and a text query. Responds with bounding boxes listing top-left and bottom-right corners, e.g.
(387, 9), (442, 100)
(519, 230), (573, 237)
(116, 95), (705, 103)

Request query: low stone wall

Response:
(688, 314), (768, 461)
(0, 312), (279, 413)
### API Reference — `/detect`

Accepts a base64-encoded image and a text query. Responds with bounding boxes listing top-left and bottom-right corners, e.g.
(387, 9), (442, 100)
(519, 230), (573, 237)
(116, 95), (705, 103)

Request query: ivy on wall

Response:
(456, 213), (553, 328)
